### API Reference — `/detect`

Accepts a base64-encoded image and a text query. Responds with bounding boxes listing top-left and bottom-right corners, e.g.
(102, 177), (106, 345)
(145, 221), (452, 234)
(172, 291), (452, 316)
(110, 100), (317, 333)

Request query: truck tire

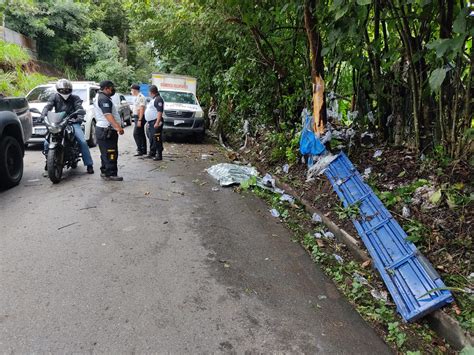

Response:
(47, 147), (63, 184)
(87, 120), (97, 147)
(0, 136), (24, 189)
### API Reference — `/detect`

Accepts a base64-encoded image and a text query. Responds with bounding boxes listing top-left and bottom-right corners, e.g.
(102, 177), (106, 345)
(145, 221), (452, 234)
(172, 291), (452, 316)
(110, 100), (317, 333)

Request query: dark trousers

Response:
(133, 115), (147, 154)
(96, 126), (119, 176)
(147, 120), (163, 157)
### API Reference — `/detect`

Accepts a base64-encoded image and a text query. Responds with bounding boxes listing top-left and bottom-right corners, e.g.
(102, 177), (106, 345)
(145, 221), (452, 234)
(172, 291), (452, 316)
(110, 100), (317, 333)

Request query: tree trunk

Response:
(304, 0), (326, 135)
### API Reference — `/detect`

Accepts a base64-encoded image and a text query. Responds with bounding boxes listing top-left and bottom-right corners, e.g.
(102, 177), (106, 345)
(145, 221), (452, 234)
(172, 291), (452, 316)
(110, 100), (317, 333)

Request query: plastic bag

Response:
(299, 113), (326, 157)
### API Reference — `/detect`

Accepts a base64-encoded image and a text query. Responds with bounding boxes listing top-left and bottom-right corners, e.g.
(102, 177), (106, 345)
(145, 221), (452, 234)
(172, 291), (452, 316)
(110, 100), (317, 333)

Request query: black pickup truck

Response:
(0, 96), (33, 189)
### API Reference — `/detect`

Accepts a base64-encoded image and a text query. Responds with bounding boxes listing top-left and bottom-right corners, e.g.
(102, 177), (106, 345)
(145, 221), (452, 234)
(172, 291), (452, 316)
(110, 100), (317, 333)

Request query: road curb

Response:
(246, 158), (473, 351)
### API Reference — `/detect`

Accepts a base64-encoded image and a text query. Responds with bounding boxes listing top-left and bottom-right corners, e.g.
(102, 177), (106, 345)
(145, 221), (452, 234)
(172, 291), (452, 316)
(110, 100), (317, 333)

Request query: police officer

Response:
(130, 84), (147, 156)
(42, 79), (94, 174)
(93, 80), (124, 181)
(144, 85), (164, 161)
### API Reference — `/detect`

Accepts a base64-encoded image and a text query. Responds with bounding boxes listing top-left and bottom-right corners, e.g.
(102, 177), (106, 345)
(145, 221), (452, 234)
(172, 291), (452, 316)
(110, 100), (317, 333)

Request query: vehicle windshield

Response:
(27, 86), (87, 103)
(160, 91), (197, 105)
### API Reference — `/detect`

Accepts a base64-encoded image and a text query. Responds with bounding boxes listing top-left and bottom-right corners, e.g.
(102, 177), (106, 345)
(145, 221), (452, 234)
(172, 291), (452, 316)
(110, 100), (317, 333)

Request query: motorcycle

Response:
(43, 109), (85, 183)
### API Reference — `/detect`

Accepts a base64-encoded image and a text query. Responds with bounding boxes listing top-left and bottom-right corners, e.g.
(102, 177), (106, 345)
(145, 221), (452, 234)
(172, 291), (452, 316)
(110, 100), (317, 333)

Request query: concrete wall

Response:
(0, 26), (37, 59)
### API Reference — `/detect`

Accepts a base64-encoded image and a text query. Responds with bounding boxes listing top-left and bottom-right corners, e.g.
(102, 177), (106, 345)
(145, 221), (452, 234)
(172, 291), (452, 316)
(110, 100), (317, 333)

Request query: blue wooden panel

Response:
(324, 152), (453, 321)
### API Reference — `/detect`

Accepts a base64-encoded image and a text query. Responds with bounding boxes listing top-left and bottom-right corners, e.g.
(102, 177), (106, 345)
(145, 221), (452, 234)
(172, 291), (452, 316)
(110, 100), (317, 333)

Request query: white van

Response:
(152, 73), (205, 141)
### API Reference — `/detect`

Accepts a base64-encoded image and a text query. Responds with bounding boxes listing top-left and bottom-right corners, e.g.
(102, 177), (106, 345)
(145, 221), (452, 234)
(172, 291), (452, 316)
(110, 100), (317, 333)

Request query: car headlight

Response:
(195, 111), (203, 118)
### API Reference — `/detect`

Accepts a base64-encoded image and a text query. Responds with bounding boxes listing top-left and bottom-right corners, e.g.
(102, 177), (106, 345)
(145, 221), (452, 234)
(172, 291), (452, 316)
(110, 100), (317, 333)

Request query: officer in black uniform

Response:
(93, 80), (125, 181)
(144, 85), (164, 161)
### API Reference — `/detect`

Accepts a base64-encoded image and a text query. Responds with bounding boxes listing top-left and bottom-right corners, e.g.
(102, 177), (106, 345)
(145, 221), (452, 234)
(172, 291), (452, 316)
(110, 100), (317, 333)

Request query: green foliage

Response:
(0, 41), (30, 68)
(334, 202), (360, 220)
(379, 179), (429, 208)
(0, 41), (52, 96)
(404, 219), (428, 244)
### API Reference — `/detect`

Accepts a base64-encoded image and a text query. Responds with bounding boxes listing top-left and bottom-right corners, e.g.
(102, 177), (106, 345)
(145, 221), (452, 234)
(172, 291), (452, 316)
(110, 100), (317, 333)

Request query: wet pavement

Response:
(0, 127), (390, 353)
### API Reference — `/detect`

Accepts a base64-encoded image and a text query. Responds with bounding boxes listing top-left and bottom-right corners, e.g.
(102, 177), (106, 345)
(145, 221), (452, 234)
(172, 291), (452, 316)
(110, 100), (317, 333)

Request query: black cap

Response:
(99, 80), (115, 90)
(131, 84), (140, 90)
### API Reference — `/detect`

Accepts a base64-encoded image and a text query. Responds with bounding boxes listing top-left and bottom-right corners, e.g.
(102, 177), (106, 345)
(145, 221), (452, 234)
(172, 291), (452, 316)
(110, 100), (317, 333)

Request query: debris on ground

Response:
(306, 153), (338, 181)
(207, 163), (258, 186)
(282, 164), (289, 174)
(312, 213), (322, 223)
(262, 173), (276, 188)
(280, 194), (295, 204)
(333, 254), (344, 264)
(353, 272), (369, 285)
(362, 167), (372, 180)
(371, 289), (388, 302)
(373, 150), (383, 158)
(211, 187), (220, 192)
(402, 206), (411, 218)
(270, 209), (280, 218)
(324, 231), (335, 239)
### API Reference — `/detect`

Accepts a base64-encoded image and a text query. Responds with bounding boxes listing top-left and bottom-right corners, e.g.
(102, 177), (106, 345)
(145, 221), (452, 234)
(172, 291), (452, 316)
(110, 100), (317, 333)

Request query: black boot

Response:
(153, 152), (162, 161)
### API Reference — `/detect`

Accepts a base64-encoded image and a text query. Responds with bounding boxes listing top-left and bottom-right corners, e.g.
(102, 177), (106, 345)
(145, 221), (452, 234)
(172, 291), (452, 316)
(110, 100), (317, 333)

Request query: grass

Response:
(0, 40), (54, 96)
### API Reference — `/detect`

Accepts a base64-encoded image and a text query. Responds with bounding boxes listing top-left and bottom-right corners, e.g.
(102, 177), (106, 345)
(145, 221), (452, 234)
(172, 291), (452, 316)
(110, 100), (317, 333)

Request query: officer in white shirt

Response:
(144, 85), (164, 161)
(130, 84), (147, 156)
(93, 80), (125, 181)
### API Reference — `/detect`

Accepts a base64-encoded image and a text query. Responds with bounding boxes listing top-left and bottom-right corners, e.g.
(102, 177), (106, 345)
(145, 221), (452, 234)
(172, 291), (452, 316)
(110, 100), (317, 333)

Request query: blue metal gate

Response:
(324, 152), (453, 321)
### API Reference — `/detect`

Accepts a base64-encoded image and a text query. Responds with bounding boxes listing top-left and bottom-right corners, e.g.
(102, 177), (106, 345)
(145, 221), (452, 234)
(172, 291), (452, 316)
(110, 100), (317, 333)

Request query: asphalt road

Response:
(0, 127), (390, 353)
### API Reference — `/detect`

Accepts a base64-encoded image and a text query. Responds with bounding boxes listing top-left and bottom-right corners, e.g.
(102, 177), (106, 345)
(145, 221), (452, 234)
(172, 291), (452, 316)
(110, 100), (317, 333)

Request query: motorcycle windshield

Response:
(47, 112), (66, 124)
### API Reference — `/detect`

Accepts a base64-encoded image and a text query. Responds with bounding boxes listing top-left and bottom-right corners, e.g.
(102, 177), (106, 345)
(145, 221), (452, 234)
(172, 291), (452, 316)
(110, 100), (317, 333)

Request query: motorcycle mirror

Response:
(76, 109), (86, 116)
(30, 108), (41, 114)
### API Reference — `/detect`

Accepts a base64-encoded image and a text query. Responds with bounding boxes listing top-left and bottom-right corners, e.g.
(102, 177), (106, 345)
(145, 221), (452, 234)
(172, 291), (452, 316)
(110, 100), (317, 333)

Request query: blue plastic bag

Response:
(299, 114), (326, 160)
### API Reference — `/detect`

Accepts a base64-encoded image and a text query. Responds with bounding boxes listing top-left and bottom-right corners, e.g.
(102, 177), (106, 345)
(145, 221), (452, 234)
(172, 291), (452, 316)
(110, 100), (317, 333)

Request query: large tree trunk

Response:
(303, 0), (326, 135)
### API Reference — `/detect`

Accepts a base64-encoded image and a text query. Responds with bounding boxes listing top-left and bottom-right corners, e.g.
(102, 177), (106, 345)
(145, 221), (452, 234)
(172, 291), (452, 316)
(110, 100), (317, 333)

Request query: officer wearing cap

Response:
(94, 80), (124, 181)
(144, 85), (164, 161)
(130, 84), (147, 156)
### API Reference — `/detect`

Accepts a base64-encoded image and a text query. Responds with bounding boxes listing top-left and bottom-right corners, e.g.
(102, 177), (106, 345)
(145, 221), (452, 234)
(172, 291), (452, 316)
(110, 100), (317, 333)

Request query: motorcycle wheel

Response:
(47, 148), (63, 184)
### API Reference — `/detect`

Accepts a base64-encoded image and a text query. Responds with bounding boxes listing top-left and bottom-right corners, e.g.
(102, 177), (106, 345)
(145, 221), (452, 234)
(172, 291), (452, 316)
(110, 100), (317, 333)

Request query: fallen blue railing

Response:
(324, 152), (453, 322)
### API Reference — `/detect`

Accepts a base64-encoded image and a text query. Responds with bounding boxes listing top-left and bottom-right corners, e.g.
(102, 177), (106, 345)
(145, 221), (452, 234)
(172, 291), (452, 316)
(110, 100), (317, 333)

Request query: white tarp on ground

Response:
(207, 163), (258, 186)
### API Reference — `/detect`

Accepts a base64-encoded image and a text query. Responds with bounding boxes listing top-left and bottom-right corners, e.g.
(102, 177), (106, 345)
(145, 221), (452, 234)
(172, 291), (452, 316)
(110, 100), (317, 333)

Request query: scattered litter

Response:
(79, 206), (97, 210)
(207, 163), (258, 186)
(317, 295), (327, 300)
(312, 213), (322, 223)
(144, 191), (150, 195)
(58, 222), (78, 230)
(333, 254), (344, 264)
(211, 187), (220, 192)
(27, 179), (40, 182)
(353, 272), (369, 285)
(402, 206), (411, 218)
(280, 194), (295, 204)
(371, 289), (388, 302)
(362, 167), (372, 180)
(324, 231), (335, 239)
(262, 173), (276, 188)
(201, 154), (213, 160)
(270, 209), (280, 218)
(274, 187), (285, 195)
(306, 153), (338, 181)
(314, 232), (323, 239)
(336, 179), (343, 185)
(282, 164), (289, 174)
(223, 263), (230, 268)
(373, 150), (383, 158)
(265, 257), (269, 261)
(361, 260), (371, 268)
(163, 221), (168, 224)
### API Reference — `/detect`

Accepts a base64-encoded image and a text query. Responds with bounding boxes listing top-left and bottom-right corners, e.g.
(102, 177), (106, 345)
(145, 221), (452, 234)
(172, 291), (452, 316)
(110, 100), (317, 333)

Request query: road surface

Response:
(0, 127), (390, 353)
